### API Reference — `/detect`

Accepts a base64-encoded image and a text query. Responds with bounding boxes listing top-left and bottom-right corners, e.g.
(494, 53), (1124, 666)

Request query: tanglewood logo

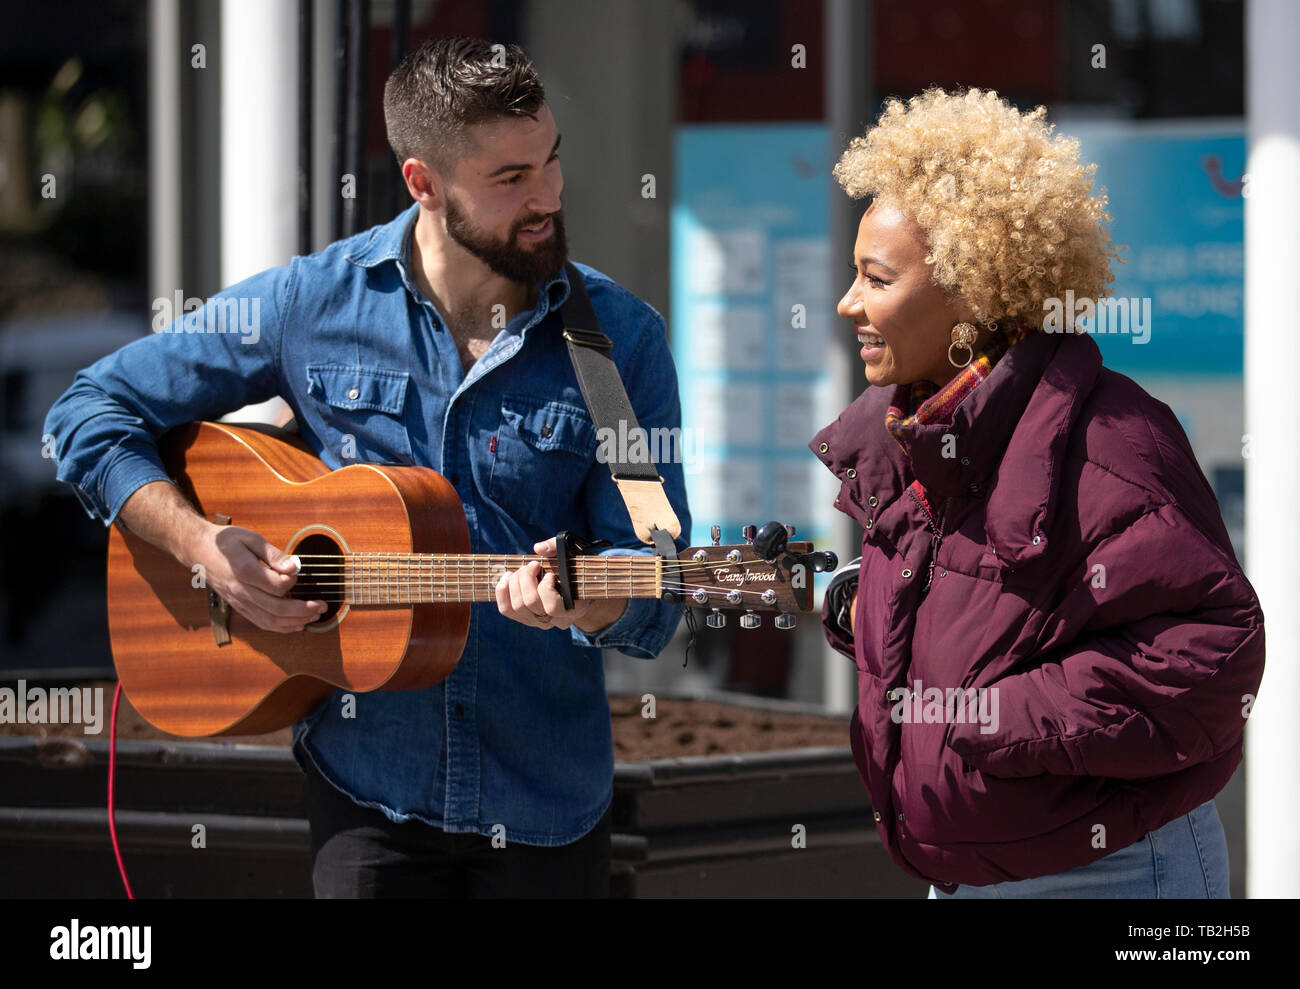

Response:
(715, 568), (777, 585)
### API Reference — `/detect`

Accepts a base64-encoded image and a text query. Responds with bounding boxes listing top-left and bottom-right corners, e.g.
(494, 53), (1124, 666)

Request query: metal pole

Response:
(148, 0), (181, 309)
(387, 0), (412, 218)
(298, 0), (313, 256)
(342, 0), (369, 237)
(1245, 0), (1300, 899)
(331, 0), (348, 241)
(822, 0), (872, 713)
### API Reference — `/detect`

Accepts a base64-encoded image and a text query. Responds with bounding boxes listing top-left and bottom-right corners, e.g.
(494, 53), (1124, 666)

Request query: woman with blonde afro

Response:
(814, 87), (1264, 898)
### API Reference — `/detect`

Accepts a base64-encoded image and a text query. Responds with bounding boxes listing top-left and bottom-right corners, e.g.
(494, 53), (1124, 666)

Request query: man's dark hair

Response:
(383, 37), (546, 175)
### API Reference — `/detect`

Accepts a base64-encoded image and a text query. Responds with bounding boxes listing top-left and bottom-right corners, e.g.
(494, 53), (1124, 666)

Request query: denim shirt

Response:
(45, 203), (691, 845)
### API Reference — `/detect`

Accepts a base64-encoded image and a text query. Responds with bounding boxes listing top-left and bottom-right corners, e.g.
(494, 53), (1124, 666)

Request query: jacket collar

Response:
(810, 331), (1103, 570)
(343, 203), (573, 313)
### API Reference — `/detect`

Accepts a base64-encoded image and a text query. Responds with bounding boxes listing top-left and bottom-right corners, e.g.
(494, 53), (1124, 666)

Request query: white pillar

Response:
(220, 0), (299, 423)
(1244, 0), (1300, 899)
(148, 0), (181, 309)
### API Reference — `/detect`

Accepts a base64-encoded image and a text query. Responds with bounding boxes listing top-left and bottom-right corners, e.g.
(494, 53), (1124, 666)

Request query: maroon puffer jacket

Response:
(810, 329), (1264, 892)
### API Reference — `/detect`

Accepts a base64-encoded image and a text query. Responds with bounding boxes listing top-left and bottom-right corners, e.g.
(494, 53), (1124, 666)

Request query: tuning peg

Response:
(706, 609), (726, 629)
(774, 614), (797, 630)
(753, 520), (789, 561)
(742, 524), (756, 543)
(796, 550), (838, 573)
(739, 611), (760, 629)
(691, 588), (709, 604)
(711, 524), (721, 546)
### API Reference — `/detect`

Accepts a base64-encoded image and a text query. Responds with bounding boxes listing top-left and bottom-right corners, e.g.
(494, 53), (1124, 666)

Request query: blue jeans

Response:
(928, 800), (1230, 898)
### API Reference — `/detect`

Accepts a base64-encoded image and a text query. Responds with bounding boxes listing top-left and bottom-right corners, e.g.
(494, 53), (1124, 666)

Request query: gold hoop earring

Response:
(948, 322), (978, 369)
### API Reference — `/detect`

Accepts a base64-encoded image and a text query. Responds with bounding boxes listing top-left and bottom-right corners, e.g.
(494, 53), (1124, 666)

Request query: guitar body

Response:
(107, 421), (471, 738)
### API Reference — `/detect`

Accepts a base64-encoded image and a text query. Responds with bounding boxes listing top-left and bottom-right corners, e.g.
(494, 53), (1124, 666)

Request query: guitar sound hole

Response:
(289, 532), (343, 623)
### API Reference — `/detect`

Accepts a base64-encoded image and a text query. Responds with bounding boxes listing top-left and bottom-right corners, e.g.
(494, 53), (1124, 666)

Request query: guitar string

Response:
(280, 587), (769, 603)
(259, 556), (794, 604)
(281, 566), (779, 584)
(283, 582), (780, 603)
(286, 556), (760, 575)
(284, 552), (781, 573)
(285, 556), (769, 577)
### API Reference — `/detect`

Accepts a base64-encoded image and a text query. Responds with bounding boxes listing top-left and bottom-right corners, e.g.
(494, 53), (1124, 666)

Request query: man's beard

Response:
(445, 193), (568, 286)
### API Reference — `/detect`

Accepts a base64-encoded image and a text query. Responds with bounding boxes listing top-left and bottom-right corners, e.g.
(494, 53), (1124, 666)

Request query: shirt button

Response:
(540, 424), (553, 438)
(960, 457), (970, 466)
(873, 811), (881, 822)
(944, 881), (953, 886)
(897, 812), (905, 822)
(846, 467), (857, 479)
(819, 442), (829, 453)
(868, 495), (878, 507)
(901, 568), (912, 578)
(454, 702), (464, 717)
(865, 519), (873, 530)
(969, 483), (980, 494)
(1032, 535), (1042, 545)
(347, 387), (360, 400)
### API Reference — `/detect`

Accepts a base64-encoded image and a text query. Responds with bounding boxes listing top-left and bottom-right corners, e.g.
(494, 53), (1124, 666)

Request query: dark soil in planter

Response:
(0, 681), (851, 757)
(608, 695), (848, 759)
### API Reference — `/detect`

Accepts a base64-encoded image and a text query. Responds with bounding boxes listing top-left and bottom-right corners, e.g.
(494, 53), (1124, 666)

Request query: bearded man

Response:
(45, 36), (690, 898)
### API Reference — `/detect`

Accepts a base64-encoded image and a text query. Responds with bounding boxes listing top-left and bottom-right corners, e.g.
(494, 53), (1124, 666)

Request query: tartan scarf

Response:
(883, 319), (1031, 521)
(885, 319), (1031, 441)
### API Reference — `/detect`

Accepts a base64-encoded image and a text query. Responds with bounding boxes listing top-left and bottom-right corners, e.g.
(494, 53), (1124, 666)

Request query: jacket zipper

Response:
(908, 488), (947, 595)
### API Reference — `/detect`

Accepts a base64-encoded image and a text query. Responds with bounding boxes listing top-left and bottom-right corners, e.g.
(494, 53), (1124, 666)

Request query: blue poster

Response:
(671, 123), (837, 550)
(1067, 121), (1245, 377)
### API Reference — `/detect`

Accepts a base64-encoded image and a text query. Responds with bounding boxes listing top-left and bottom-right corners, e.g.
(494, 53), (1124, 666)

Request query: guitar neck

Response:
(300, 553), (664, 605)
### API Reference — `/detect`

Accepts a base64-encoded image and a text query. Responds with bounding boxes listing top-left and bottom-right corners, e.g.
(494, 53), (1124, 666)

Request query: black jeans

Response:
(301, 757), (611, 898)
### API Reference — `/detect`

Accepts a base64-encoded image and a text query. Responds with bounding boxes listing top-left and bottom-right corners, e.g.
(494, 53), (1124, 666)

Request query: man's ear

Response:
(402, 157), (443, 211)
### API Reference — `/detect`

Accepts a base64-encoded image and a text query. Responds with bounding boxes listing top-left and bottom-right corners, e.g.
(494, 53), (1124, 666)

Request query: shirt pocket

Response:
(487, 393), (598, 529)
(305, 363), (415, 465)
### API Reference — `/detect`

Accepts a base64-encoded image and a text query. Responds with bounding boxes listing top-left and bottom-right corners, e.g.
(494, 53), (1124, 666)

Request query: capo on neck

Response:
(553, 531), (613, 610)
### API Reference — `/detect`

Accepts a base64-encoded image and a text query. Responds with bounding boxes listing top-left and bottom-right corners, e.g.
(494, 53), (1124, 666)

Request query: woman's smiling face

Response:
(837, 200), (983, 388)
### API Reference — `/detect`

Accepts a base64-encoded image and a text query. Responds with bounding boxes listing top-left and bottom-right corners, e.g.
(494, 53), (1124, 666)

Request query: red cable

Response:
(108, 681), (135, 899)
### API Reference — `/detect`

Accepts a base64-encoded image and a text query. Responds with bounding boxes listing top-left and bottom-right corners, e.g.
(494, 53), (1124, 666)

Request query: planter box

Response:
(0, 694), (927, 898)
(610, 747), (923, 897)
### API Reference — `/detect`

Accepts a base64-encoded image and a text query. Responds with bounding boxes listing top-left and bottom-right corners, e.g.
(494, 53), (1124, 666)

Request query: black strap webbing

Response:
(560, 263), (682, 545)
(560, 262), (661, 483)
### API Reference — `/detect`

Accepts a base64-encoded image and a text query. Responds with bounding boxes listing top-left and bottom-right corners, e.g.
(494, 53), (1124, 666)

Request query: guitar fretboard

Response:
(293, 553), (665, 605)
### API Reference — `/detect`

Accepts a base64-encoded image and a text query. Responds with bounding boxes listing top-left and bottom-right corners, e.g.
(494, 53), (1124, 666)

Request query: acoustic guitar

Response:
(106, 421), (830, 737)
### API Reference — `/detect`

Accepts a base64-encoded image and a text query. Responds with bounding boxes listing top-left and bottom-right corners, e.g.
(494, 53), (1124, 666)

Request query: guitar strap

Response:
(560, 262), (682, 546)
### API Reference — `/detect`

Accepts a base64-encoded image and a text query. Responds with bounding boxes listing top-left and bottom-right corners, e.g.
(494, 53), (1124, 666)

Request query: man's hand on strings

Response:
(494, 538), (627, 633)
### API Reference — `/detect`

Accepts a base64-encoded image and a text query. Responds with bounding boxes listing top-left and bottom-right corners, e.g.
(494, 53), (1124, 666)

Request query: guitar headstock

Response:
(665, 522), (838, 630)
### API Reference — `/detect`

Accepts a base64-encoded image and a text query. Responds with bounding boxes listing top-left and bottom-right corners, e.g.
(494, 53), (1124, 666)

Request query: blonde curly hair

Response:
(833, 87), (1121, 328)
